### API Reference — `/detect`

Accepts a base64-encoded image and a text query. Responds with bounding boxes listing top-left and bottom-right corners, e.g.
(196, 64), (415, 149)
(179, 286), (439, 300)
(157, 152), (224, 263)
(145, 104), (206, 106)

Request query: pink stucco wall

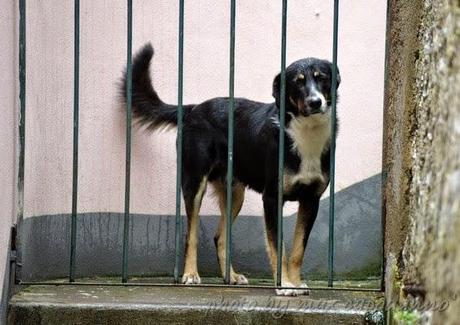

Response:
(15, 0), (385, 218)
(0, 0), (17, 315)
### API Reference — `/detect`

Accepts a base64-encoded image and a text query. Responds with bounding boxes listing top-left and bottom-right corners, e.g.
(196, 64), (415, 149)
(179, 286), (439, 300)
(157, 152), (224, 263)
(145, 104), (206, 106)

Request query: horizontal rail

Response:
(18, 281), (382, 292)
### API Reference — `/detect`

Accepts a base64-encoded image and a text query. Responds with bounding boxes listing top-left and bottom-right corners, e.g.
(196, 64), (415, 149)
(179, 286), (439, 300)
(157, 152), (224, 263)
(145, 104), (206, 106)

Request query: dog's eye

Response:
(314, 71), (326, 80)
(296, 74), (305, 84)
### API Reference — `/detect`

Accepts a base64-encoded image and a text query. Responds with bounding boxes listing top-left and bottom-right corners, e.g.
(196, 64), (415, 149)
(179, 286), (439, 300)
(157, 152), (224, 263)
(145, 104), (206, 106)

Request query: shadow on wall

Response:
(19, 174), (382, 281)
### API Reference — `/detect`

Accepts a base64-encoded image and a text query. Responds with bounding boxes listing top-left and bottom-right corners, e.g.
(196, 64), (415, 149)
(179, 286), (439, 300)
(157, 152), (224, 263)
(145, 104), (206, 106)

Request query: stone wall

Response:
(384, 0), (460, 324)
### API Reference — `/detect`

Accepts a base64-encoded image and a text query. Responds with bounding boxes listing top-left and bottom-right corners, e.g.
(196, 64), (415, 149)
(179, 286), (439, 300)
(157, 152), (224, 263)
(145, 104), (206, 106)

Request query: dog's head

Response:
(272, 58), (340, 118)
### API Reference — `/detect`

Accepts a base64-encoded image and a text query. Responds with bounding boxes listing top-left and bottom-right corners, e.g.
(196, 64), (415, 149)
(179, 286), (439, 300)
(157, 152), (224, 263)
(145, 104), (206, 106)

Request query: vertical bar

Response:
(18, 0), (26, 226)
(122, 0), (133, 283)
(69, 0), (80, 283)
(16, 0), (26, 283)
(277, 0), (288, 287)
(327, 0), (340, 288)
(225, 0), (236, 285)
(380, 0), (391, 293)
(174, 0), (185, 283)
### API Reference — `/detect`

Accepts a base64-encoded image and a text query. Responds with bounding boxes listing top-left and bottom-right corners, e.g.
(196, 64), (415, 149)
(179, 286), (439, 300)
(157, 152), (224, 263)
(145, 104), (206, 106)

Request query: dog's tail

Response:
(120, 43), (190, 131)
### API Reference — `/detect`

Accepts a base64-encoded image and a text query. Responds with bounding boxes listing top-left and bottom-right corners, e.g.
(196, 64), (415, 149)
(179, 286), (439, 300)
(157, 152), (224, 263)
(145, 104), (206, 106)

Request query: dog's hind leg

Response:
(287, 198), (320, 294)
(182, 176), (208, 285)
(212, 181), (248, 285)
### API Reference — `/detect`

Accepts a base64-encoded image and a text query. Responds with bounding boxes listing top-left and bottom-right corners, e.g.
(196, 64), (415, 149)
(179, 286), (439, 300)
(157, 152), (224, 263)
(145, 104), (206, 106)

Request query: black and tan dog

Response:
(120, 43), (340, 296)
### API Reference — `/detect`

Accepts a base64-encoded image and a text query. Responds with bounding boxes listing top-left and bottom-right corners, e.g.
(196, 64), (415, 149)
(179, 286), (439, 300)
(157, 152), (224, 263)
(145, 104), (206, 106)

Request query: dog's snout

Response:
(307, 98), (322, 112)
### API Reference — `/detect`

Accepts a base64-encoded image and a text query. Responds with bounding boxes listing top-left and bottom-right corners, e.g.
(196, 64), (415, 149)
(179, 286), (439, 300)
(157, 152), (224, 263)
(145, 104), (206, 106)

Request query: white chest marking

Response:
(284, 113), (331, 192)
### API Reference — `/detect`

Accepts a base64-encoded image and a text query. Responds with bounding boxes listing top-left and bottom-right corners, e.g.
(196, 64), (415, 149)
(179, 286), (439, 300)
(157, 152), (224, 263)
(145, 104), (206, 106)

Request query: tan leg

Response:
(212, 182), (248, 284)
(262, 194), (308, 296)
(265, 234), (295, 295)
(288, 204), (307, 286)
(182, 177), (207, 284)
(287, 199), (320, 293)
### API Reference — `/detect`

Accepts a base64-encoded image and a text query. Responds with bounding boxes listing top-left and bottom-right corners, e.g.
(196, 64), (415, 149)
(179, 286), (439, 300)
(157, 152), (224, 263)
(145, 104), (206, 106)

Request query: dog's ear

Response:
(272, 73), (281, 106)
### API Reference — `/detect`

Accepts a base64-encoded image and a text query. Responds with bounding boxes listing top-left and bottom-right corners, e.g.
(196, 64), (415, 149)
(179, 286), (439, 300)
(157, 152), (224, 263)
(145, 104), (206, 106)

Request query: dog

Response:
(120, 43), (340, 296)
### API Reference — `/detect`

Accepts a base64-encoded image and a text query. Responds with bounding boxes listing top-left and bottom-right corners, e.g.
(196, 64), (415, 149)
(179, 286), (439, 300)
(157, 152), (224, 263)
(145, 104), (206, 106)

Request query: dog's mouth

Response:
(305, 105), (325, 116)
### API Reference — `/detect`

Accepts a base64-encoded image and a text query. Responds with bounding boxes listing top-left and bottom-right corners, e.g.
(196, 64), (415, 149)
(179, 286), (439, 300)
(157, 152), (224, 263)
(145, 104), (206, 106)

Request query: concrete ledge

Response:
(8, 285), (384, 325)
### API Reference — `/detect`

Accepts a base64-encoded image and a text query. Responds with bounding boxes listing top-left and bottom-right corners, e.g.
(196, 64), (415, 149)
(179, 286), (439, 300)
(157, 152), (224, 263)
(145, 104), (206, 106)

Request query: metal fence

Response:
(16, 0), (380, 292)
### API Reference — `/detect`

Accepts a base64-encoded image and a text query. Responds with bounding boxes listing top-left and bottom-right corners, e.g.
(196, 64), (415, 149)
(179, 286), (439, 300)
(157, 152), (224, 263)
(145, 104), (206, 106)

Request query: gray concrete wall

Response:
(383, 0), (460, 324)
(19, 175), (382, 281)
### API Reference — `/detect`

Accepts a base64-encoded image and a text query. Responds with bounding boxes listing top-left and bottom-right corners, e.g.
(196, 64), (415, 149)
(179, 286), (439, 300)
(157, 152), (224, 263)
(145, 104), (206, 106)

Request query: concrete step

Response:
(8, 285), (384, 325)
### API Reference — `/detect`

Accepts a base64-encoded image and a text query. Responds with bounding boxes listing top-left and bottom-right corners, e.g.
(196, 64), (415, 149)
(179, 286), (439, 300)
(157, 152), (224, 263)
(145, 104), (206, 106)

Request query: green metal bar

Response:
(18, 281), (382, 292)
(328, 0), (340, 288)
(174, 0), (185, 284)
(18, 0), (26, 226)
(122, 0), (133, 284)
(69, 0), (80, 283)
(225, 0), (236, 285)
(276, 0), (288, 288)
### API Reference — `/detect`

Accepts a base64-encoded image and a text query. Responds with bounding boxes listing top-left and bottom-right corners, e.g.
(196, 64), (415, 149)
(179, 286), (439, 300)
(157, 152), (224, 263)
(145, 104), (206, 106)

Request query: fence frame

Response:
(15, 0), (382, 293)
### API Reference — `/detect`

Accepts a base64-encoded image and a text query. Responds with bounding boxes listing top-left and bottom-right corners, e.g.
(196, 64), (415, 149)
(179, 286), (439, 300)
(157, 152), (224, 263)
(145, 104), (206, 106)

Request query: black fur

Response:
(120, 43), (340, 284)
(121, 45), (195, 130)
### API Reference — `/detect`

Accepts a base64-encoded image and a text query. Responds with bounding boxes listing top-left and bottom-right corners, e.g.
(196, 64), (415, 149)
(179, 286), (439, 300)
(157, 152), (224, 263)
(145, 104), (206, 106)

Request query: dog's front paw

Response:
(275, 282), (310, 296)
(230, 273), (249, 285)
(297, 283), (310, 295)
(182, 272), (201, 285)
(276, 282), (299, 296)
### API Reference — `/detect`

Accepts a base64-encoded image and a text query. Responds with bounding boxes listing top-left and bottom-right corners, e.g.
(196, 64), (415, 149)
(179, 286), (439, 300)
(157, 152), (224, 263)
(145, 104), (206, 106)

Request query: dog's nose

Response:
(307, 98), (322, 113)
